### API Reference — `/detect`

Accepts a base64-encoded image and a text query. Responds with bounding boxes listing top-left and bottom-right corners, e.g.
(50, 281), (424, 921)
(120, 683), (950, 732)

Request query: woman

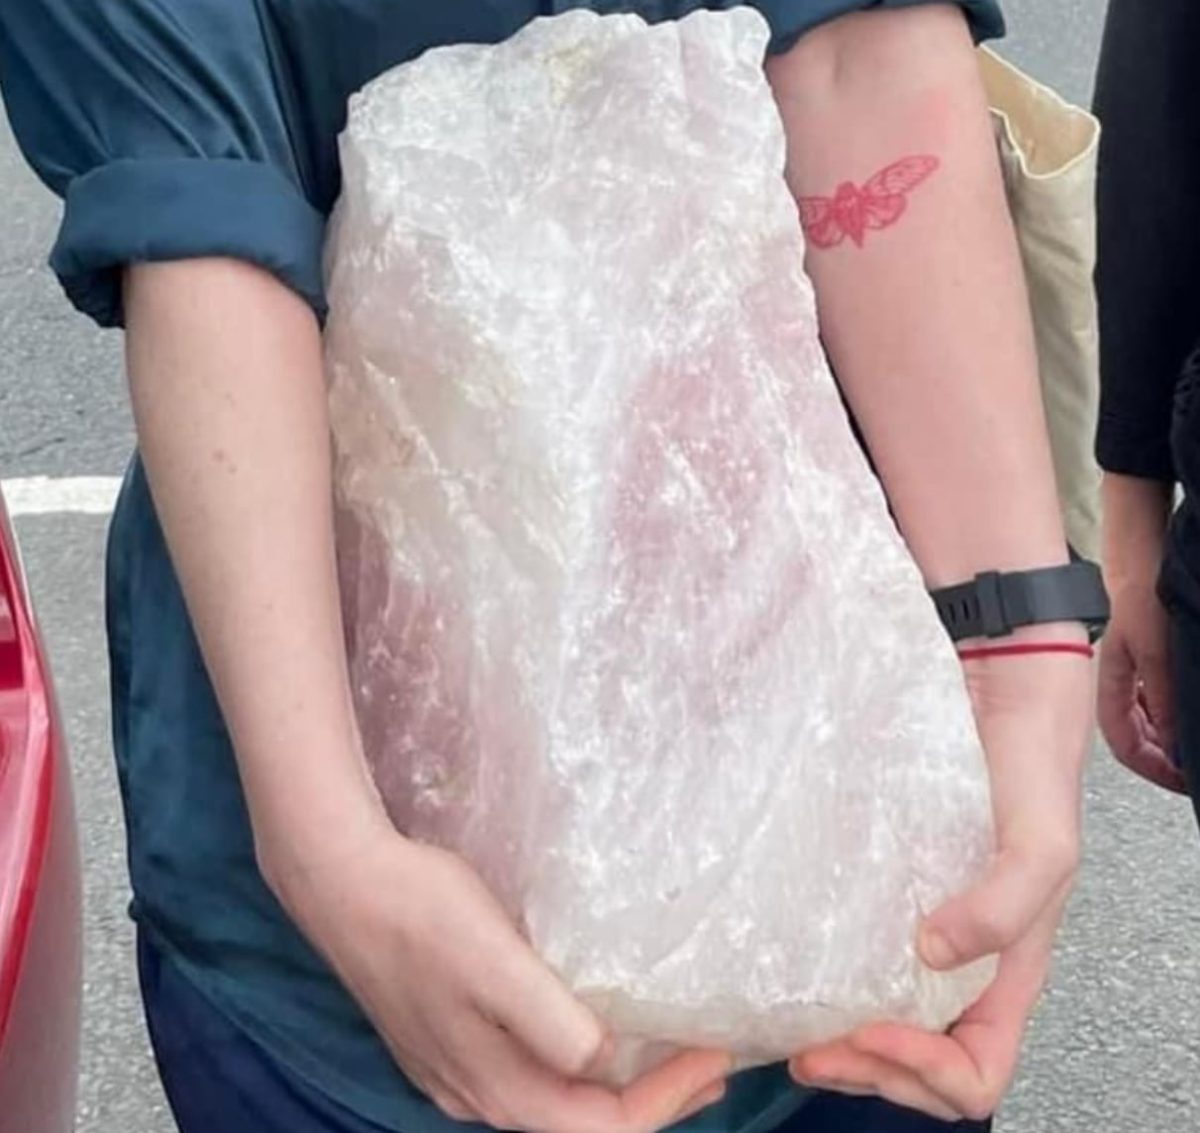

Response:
(0, 3), (1093, 1132)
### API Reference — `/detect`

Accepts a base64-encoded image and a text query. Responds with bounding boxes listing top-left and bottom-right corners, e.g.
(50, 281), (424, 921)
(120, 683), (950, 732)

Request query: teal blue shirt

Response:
(0, 2), (1003, 1129)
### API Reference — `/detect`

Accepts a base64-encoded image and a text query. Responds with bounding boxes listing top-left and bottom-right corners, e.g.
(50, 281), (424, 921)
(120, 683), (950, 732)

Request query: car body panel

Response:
(0, 493), (82, 1133)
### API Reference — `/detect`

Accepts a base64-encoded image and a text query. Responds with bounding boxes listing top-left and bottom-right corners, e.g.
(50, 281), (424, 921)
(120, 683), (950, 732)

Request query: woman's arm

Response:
(767, 6), (1093, 1121)
(124, 262), (380, 870)
(123, 259), (729, 1133)
(770, 5), (1066, 582)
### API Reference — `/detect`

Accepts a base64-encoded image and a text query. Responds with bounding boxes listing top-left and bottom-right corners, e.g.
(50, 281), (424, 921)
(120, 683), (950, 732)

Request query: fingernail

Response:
(919, 928), (956, 970)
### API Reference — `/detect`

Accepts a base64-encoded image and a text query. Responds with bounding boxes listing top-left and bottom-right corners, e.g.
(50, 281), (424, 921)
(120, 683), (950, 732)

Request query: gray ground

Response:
(6, 5), (1196, 1132)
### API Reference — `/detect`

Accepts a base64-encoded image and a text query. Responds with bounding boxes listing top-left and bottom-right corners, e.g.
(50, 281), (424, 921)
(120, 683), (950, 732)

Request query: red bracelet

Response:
(957, 642), (1095, 662)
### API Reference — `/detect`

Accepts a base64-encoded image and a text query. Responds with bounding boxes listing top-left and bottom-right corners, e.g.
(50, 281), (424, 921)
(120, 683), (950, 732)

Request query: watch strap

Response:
(930, 560), (1110, 644)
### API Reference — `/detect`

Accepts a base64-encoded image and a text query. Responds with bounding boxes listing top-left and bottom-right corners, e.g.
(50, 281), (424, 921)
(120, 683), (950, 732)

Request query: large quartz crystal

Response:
(326, 8), (996, 1072)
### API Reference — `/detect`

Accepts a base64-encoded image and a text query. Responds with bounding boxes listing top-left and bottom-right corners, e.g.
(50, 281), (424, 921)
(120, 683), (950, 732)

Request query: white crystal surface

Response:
(326, 8), (996, 1071)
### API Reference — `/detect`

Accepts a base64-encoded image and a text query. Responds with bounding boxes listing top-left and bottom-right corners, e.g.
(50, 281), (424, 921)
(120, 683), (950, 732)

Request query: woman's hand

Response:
(1096, 474), (1184, 792)
(271, 826), (732, 1133)
(1099, 578), (1182, 792)
(791, 638), (1093, 1121)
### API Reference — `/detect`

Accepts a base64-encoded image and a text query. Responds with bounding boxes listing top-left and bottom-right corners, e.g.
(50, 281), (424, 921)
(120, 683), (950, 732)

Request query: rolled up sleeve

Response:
(52, 158), (326, 327)
(761, 0), (1006, 54)
(0, 0), (326, 327)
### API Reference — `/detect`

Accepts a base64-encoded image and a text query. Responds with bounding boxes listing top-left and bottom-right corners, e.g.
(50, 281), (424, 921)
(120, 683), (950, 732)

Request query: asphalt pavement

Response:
(7, 4), (1199, 1132)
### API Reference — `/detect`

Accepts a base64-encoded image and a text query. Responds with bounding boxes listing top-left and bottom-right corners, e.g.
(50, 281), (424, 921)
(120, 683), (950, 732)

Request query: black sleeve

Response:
(1093, 0), (1200, 482)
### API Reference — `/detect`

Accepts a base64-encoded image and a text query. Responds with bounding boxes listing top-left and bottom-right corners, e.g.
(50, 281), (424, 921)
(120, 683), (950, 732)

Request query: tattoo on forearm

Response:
(798, 155), (940, 251)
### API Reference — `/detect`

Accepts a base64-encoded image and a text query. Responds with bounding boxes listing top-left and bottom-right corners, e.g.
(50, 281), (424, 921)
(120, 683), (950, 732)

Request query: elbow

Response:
(765, 4), (981, 110)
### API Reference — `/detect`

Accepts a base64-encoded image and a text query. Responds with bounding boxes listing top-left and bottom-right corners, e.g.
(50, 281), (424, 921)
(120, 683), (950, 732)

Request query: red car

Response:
(0, 488), (82, 1133)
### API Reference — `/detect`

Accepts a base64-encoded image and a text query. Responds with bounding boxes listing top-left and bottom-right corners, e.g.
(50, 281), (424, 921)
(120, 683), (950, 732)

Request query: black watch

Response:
(929, 558), (1111, 645)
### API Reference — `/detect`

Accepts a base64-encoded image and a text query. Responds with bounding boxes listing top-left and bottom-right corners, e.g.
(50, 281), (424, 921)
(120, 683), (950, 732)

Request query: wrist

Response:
(252, 767), (398, 915)
(1102, 473), (1172, 587)
(930, 559), (1108, 647)
(955, 619), (1090, 656)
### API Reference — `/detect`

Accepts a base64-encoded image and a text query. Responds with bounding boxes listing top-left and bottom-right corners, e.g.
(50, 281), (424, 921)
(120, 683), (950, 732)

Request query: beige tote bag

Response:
(980, 47), (1103, 561)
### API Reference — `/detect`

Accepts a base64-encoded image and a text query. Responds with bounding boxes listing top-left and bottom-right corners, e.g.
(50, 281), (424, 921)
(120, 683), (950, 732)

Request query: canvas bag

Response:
(981, 47), (1103, 561)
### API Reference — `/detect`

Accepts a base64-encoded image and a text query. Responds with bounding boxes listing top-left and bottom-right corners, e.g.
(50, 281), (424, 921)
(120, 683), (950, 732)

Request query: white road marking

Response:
(2, 476), (122, 517)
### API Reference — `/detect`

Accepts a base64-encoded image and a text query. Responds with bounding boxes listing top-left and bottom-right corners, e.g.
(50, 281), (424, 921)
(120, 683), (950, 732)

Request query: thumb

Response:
(919, 841), (1073, 971)
(1096, 633), (1138, 758)
(1138, 651), (1177, 752)
(479, 934), (613, 1080)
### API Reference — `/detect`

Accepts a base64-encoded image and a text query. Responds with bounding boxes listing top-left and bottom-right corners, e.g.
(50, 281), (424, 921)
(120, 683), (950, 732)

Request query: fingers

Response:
(618, 1049), (733, 1131)
(368, 848), (730, 1133)
(1097, 634), (1141, 763)
(843, 896), (1060, 1122)
(791, 1044), (962, 1123)
(1133, 757), (1189, 794)
(473, 930), (612, 1080)
(842, 1030), (989, 1122)
(400, 851), (732, 1133)
(919, 841), (1072, 970)
(430, 1090), (480, 1124)
(473, 927), (732, 1132)
(795, 958), (1031, 1122)
(1118, 725), (1189, 793)
(1137, 658), (1178, 759)
(404, 1058), (484, 1124)
(453, 1020), (730, 1133)
(847, 967), (1030, 1118)
(1098, 638), (1189, 792)
(672, 1080), (729, 1124)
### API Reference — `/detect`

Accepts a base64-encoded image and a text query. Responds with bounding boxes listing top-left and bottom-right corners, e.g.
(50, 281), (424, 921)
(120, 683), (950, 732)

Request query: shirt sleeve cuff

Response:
(50, 158), (327, 328)
(1095, 409), (1177, 482)
(765, 0), (1006, 56)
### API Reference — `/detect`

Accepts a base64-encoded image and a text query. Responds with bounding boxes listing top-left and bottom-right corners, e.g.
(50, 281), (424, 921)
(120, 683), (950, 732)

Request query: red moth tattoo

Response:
(798, 155), (940, 250)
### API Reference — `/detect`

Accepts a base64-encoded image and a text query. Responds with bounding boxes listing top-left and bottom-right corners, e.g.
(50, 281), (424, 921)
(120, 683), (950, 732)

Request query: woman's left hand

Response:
(790, 636), (1094, 1122)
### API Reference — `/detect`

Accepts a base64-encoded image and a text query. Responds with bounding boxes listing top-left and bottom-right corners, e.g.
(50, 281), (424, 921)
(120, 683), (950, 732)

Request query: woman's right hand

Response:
(1097, 473), (1185, 793)
(270, 826), (731, 1133)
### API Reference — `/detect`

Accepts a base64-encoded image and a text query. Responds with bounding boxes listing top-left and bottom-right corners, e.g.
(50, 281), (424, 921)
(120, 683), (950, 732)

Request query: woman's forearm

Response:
(1102, 472), (1173, 583)
(124, 259), (389, 891)
(768, 7), (1069, 590)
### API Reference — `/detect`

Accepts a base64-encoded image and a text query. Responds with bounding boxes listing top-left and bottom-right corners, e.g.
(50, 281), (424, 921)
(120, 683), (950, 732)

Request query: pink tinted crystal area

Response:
(325, 8), (995, 1072)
